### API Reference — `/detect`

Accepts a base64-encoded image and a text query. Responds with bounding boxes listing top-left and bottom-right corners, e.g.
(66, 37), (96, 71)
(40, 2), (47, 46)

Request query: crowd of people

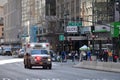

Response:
(55, 49), (119, 63)
(98, 49), (119, 62)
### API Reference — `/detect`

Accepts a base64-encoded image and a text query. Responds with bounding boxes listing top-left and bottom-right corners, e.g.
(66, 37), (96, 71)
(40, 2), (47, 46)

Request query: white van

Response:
(24, 42), (50, 53)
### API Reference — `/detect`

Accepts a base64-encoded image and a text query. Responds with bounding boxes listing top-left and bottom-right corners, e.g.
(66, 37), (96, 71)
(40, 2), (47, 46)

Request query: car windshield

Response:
(31, 49), (48, 55)
(4, 48), (11, 51)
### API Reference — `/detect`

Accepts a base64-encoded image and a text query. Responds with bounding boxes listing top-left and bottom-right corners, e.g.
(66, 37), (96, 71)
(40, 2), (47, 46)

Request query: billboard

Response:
(30, 26), (38, 42)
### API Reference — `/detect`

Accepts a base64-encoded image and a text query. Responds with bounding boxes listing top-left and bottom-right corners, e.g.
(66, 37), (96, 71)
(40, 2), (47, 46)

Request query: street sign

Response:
(68, 22), (82, 26)
(110, 22), (120, 37)
(59, 35), (64, 41)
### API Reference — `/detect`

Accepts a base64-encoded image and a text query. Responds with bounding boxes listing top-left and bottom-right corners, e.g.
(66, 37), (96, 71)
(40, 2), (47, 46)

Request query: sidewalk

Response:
(73, 61), (120, 73)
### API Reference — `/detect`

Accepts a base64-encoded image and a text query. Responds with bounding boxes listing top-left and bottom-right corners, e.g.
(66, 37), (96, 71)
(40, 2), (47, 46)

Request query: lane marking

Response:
(0, 59), (23, 65)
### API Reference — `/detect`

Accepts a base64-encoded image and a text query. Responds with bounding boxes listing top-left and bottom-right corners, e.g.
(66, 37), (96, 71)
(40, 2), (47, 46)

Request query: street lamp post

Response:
(115, 0), (120, 14)
(91, 34), (98, 55)
(63, 9), (69, 51)
(92, 35), (95, 55)
(115, 0), (120, 23)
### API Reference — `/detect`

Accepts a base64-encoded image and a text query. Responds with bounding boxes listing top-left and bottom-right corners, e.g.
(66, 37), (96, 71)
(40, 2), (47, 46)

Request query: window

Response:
(31, 50), (48, 55)
(2, 33), (4, 36)
(2, 28), (4, 31)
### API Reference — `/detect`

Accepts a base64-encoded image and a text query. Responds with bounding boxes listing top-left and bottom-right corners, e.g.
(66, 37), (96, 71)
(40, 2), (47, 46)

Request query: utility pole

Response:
(92, 0), (95, 55)
(114, 0), (120, 57)
(63, 1), (69, 51)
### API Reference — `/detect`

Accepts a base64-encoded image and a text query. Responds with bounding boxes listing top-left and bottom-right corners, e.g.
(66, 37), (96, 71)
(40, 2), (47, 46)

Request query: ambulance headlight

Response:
(48, 58), (51, 61)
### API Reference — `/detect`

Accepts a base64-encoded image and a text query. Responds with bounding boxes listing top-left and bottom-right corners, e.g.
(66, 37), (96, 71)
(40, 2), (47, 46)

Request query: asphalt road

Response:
(0, 56), (120, 80)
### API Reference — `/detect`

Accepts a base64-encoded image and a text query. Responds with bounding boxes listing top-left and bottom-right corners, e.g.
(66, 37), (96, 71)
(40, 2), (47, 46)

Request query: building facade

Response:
(0, 6), (4, 44)
(21, 0), (56, 50)
(4, 0), (22, 45)
(56, 0), (85, 51)
(3, 0), (117, 52)
(56, 0), (116, 52)
(80, 0), (115, 54)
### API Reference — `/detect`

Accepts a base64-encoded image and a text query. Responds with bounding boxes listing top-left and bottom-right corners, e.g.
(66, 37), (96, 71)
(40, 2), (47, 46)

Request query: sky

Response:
(0, 0), (7, 6)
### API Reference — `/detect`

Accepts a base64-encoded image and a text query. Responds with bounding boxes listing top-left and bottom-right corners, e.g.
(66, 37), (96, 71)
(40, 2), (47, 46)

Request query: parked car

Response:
(0, 48), (2, 55)
(23, 49), (52, 69)
(18, 48), (25, 58)
(3, 48), (12, 56)
(0, 47), (3, 55)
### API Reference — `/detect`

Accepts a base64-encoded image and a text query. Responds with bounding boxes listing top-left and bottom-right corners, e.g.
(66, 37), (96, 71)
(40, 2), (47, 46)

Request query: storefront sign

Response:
(66, 26), (78, 33)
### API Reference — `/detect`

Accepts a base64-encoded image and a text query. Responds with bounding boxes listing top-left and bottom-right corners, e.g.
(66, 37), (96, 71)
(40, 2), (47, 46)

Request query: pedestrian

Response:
(99, 52), (103, 61)
(56, 51), (60, 62)
(103, 49), (108, 62)
(16, 49), (19, 55)
(108, 50), (113, 62)
(75, 50), (78, 60)
(61, 51), (66, 62)
(79, 50), (86, 62)
(71, 51), (75, 62)
(87, 50), (91, 61)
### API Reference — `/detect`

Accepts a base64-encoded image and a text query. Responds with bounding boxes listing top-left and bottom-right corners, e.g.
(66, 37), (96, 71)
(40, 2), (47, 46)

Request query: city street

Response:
(0, 56), (119, 80)
(0, 0), (120, 80)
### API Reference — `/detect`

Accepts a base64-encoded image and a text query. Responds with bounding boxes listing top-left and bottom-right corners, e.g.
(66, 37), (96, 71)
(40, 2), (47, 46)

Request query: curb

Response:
(73, 61), (120, 73)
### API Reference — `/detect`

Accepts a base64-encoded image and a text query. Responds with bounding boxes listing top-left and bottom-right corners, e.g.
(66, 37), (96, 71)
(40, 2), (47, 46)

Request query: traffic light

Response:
(91, 25), (95, 33)
(115, 0), (120, 12)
